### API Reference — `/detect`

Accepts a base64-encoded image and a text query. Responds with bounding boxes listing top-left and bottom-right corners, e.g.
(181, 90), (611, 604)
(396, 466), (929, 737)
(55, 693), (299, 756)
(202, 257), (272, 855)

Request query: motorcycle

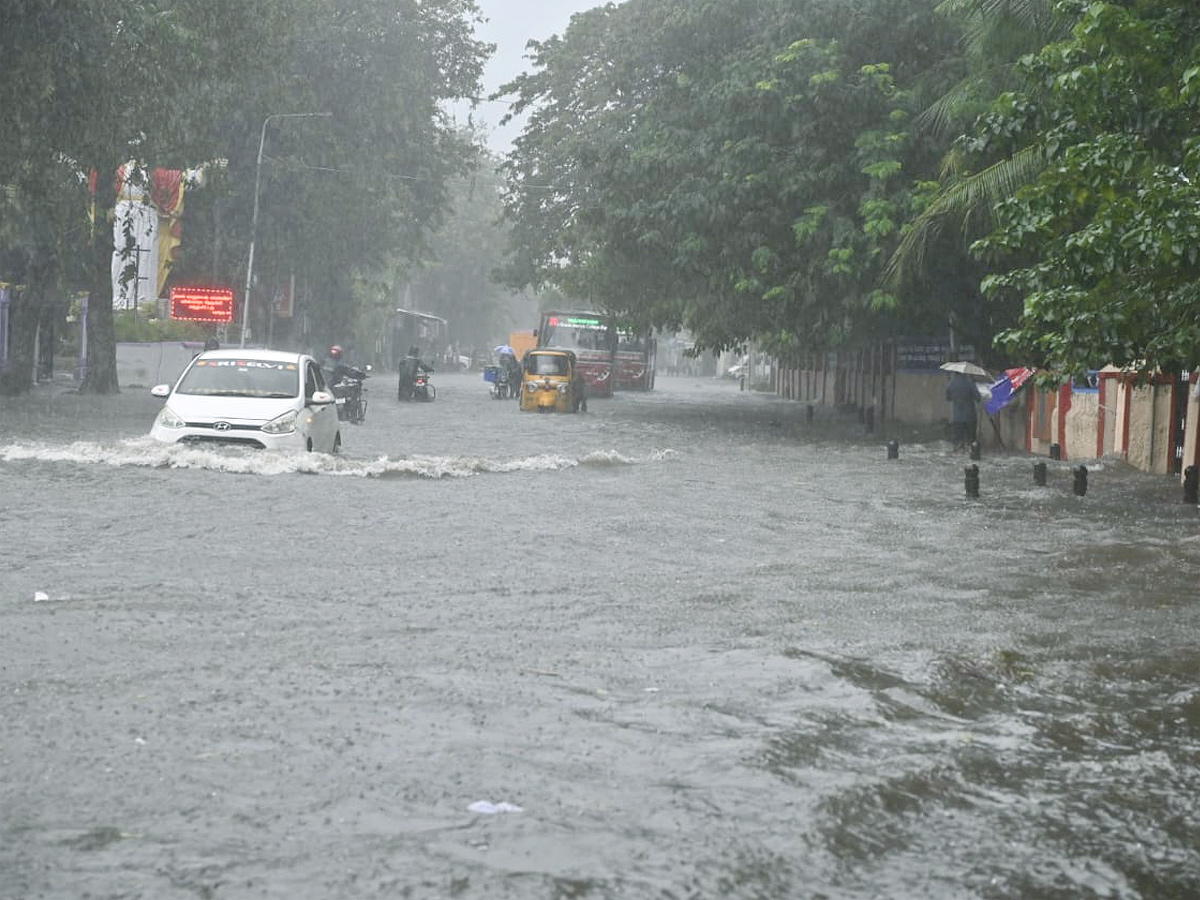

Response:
(484, 365), (520, 400)
(331, 366), (369, 423)
(412, 369), (436, 402)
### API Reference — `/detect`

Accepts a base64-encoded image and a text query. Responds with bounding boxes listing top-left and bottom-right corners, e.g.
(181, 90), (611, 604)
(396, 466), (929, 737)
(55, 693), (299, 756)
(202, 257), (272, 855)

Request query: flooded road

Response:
(2, 371), (1199, 899)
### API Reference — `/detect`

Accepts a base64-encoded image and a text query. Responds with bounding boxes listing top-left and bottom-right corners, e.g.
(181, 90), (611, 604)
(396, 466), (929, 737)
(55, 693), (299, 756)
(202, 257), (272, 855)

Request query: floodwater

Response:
(1, 370), (1198, 900)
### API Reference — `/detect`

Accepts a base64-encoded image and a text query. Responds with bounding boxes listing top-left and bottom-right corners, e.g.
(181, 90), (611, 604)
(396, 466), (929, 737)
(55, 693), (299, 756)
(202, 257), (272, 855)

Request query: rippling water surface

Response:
(2, 372), (1198, 899)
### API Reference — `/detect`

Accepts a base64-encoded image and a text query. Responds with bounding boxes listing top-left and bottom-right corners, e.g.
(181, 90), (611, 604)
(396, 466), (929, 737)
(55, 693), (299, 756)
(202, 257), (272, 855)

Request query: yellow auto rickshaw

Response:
(520, 349), (588, 413)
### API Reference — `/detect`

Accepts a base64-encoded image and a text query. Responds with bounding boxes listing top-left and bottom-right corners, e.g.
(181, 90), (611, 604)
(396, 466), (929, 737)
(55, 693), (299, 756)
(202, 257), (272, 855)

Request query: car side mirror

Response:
(150, 384), (171, 398)
(310, 390), (335, 405)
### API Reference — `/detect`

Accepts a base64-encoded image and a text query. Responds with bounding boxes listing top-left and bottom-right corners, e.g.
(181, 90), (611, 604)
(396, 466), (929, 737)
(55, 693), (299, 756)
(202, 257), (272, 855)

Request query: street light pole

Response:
(240, 111), (331, 348)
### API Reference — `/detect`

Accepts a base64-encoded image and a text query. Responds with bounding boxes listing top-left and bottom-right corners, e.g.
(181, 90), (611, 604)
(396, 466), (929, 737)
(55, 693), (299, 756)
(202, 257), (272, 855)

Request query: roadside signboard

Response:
(170, 286), (234, 323)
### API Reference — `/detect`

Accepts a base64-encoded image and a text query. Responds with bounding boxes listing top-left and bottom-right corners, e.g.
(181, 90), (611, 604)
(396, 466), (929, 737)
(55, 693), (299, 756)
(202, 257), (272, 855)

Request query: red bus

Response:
(614, 329), (656, 391)
(536, 311), (617, 398)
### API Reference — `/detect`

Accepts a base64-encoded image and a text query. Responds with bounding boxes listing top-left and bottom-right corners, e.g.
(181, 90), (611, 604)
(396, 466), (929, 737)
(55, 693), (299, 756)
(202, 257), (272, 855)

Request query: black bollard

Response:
(1049, 443), (1061, 461)
(1184, 466), (1198, 504)
(965, 464), (980, 498)
(969, 440), (981, 461)
(886, 438), (899, 460)
(1073, 465), (1088, 496)
(1033, 462), (1047, 486)
(865, 406), (875, 433)
(806, 404), (814, 423)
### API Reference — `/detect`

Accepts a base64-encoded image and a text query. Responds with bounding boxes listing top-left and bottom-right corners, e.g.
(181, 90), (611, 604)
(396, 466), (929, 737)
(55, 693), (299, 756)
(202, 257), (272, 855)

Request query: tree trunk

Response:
(81, 161), (120, 394)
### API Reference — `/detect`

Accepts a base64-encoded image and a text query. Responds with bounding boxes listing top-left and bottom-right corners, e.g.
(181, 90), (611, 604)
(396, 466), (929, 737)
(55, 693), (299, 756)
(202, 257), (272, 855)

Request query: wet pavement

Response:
(2, 370), (1198, 899)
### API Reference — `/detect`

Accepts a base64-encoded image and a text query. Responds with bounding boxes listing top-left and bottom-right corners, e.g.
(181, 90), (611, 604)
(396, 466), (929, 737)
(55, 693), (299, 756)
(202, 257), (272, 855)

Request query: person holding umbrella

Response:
(943, 363), (983, 450)
(495, 345), (522, 400)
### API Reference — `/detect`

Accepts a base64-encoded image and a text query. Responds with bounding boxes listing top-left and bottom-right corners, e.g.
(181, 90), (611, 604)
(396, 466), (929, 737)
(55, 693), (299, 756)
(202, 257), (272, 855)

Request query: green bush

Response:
(113, 309), (213, 343)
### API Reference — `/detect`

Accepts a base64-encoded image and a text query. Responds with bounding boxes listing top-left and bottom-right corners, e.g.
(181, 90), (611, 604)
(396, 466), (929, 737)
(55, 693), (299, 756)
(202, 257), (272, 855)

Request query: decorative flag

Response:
(151, 168), (185, 296)
(985, 367), (1035, 415)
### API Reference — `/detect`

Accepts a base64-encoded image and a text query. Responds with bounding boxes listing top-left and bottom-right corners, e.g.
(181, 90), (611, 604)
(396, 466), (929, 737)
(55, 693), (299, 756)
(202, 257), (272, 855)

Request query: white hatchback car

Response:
(149, 349), (341, 453)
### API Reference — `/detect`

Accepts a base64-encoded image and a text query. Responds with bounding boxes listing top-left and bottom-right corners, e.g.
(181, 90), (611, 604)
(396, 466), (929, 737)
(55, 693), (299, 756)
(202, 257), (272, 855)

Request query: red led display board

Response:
(170, 286), (235, 323)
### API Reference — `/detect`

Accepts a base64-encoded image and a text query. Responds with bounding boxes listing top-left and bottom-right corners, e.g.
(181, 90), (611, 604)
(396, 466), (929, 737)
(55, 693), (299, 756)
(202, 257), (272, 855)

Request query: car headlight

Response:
(154, 406), (185, 429)
(557, 383), (569, 393)
(262, 409), (298, 435)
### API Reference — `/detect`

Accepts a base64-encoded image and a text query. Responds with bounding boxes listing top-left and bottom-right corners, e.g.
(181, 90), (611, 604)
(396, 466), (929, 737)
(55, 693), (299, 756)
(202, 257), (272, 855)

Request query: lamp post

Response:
(240, 111), (331, 348)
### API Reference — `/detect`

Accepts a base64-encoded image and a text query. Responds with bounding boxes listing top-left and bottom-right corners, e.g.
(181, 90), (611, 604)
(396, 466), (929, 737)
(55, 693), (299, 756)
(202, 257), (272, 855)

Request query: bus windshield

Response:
(539, 313), (612, 353)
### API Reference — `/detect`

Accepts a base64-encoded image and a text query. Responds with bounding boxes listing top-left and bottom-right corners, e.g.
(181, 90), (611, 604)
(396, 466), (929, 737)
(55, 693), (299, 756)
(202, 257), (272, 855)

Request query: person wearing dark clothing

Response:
(499, 351), (523, 399)
(946, 372), (979, 450)
(324, 344), (352, 386)
(398, 345), (431, 400)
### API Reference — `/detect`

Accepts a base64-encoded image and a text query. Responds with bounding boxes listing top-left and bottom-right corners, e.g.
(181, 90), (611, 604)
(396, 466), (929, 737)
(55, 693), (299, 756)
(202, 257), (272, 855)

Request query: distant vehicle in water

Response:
(536, 311), (617, 398)
(386, 308), (447, 372)
(507, 330), (538, 362)
(411, 369), (435, 402)
(520, 349), (587, 413)
(615, 329), (656, 391)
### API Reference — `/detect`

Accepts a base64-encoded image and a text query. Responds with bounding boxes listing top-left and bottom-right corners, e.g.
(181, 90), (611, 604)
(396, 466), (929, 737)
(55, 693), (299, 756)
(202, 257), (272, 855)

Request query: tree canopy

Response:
(497, 0), (1200, 376)
(973, 0), (1200, 376)
(7, 0), (1200, 393)
(0, 0), (491, 393)
(498, 0), (962, 356)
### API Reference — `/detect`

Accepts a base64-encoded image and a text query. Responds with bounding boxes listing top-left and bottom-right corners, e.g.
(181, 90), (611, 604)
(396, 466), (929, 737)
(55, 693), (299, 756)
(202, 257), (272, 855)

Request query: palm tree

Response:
(884, 0), (1070, 290)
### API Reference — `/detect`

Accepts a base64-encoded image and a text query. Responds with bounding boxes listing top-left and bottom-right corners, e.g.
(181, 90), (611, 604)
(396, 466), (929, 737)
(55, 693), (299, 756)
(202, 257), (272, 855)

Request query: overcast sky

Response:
(451, 0), (606, 154)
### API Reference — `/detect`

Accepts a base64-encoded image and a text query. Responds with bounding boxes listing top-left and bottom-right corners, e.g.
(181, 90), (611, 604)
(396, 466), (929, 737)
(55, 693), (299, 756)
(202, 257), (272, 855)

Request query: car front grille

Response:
(179, 435), (267, 449)
(185, 421), (261, 432)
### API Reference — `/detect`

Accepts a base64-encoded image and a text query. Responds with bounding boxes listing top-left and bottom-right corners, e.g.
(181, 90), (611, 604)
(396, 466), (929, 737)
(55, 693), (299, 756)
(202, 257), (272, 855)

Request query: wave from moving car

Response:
(149, 349), (341, 453)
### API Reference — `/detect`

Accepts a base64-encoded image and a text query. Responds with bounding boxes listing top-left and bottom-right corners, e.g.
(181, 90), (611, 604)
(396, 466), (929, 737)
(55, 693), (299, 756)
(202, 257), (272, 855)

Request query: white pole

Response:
(240, 112), (331, 348)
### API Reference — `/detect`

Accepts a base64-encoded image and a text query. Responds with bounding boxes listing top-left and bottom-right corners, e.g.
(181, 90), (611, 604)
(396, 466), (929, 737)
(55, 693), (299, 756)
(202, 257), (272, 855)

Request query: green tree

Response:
(876, 0), (1076, 365)
(972, 0), (1200, 375)
(408, 154), (538, 351)
(0, 0), (491, 393)
(215, 0), (491, 353)
(498, 0), (960, 356)
(0, 0), (283, 393)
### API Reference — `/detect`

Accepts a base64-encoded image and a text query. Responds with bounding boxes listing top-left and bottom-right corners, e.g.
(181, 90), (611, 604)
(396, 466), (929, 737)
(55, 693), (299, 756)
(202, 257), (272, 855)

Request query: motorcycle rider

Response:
(324, 344), (352, 387)
(324, 344), (368, 420)
(398, 345), (432, 400)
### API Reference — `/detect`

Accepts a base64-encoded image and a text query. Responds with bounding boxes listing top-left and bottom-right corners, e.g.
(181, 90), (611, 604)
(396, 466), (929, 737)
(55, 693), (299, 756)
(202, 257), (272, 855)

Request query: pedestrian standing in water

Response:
(946, 371), (979, 450)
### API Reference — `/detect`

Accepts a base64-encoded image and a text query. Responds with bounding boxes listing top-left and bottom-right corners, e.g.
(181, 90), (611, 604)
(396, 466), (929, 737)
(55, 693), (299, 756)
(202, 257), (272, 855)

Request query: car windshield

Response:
(529, 355), (569, 376)
(175, 358), (300, 398)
